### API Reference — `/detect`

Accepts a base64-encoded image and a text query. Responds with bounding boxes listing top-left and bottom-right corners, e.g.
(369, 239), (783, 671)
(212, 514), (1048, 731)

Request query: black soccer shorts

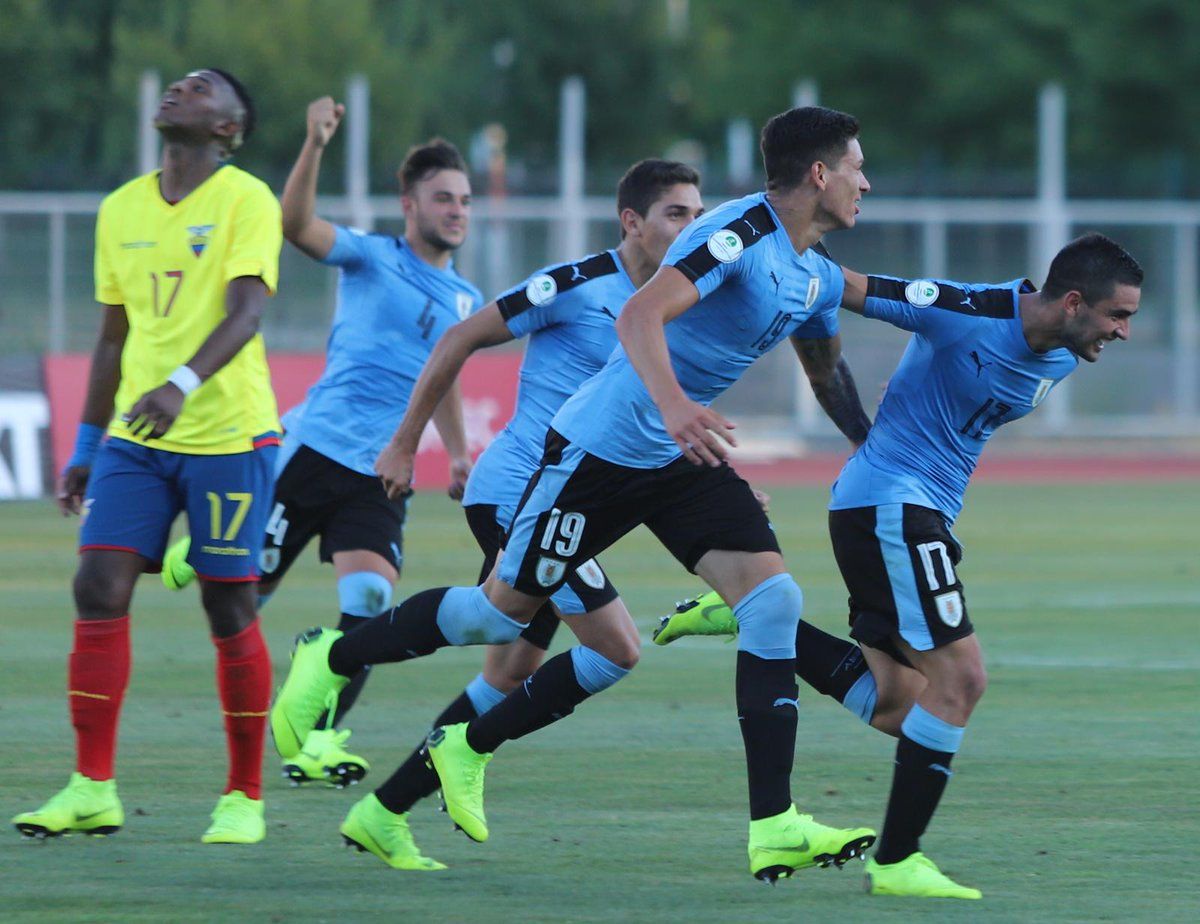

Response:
(257, 444), (410, 583)
(498, 429), (780, 599)
(828, 503), (975, 657)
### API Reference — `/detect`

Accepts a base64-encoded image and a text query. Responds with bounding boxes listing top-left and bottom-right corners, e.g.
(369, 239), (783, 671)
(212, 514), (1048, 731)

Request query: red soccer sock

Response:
(69, 615), (132, 781)
(213, 620), (272, 800)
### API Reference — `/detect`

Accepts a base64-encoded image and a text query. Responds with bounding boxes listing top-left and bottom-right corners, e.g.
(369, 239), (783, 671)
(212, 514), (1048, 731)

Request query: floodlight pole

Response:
(346, 75), (372, 231)
(1035, 83), (1071, 430)
(792, 80), (820, 440)
(138, 71), (161, 175)
(559, 76), (587, 261)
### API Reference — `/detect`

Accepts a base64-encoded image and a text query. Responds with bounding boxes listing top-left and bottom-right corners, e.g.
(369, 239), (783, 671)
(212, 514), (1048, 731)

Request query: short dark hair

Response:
(1042, 233), (1144, 304)
(760, 106), (860, 191)
(205, 68), (256, 149)
(397, 138), (468, 194)
(616, 159), (700, 237)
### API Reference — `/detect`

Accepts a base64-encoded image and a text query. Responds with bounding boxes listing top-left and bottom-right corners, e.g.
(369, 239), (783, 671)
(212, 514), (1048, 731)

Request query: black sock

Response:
(874, 734), (955, 864)
(464, 651), (589, 754)
(313, 614), (375, 728)
(737, 651), (798, 820)
(794, 622), (870, 703)
(328, 588), (450, 677)
(374, 691), (479, 814)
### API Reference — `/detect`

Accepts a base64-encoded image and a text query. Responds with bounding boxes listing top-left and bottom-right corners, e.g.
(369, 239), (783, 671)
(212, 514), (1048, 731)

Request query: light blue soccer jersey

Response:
(830, 277), (1079, 522)
(291, 226), (483, 475)
(553, 193), (844, 468)
(463, 250), (635, 514)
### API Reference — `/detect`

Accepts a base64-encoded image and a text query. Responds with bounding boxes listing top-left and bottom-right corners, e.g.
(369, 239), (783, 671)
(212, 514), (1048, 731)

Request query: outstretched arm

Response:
(615, 265), (737, 466)
(839, 267), (869, 314)
(790, 333), (871, 447)
(376, 304), (513, 499)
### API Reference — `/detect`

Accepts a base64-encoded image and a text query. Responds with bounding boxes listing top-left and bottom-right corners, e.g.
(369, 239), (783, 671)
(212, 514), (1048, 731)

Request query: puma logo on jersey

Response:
(969, 351), (993, 377)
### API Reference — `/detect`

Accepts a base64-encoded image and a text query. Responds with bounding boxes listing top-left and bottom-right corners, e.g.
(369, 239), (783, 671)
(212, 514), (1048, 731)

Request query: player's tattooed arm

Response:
(790, 333), (872, 447)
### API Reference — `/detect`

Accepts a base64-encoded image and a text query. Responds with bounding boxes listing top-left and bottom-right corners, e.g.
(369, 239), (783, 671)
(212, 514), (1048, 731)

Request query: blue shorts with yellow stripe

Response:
(80, 433), (279, 581)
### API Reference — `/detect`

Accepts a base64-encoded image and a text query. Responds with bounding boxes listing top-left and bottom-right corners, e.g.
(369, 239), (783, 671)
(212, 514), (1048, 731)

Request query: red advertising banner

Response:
(44, 352), (522, 489)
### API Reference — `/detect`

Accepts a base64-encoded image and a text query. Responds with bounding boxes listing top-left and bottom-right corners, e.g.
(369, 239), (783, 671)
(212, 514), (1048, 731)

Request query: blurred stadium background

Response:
(3, 0), (1200, 500)
(0, 2), (1197, 920)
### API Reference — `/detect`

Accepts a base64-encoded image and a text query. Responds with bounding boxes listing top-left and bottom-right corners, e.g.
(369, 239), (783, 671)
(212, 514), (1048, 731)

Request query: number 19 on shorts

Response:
(539, 507), (586, 557)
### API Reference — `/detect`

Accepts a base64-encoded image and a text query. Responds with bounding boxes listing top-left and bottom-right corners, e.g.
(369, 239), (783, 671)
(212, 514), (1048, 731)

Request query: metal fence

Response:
(1, 189), (1197, 441)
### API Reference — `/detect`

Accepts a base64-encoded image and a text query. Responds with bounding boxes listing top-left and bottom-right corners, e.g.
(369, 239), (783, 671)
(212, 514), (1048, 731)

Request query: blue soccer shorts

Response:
(79, 434), (279, 581)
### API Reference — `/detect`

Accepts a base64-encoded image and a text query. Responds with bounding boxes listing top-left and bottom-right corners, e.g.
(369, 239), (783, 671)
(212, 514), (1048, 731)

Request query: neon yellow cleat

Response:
(282, 728), (370, 788)
(12, 772), (124, 838)
(748, 805), (876, 883)
(201, 790), (265, 844)
(161, 536), (196, 591)
(426, 723), (492, 843)
(652, 590), (737, 646)
(340, 794), (447, 870)
(865, 852), (982, 899)
(270, 627), (349, 760)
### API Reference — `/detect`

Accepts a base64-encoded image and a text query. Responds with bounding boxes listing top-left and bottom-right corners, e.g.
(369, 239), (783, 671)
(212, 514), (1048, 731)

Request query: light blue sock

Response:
(733, 573), (803, 659)
(841, 671), (878, 725)
(465, 673), (507, 715)
(901, 704), (965, 754)
(337, 571), (392, 617)
(569, 646), (630, 694)
(435, 585), (526, 646)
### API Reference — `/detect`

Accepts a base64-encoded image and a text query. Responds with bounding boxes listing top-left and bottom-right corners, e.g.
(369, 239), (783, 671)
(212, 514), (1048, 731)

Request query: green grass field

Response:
(1, 482), (1197, 923)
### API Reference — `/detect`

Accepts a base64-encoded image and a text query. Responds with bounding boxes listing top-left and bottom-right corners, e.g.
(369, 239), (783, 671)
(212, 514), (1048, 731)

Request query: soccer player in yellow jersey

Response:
(12, 68), (282, 845)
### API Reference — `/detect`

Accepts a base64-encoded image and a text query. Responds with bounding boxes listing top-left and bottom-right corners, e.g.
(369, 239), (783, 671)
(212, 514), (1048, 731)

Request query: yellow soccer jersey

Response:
(94, 164), (282, 454)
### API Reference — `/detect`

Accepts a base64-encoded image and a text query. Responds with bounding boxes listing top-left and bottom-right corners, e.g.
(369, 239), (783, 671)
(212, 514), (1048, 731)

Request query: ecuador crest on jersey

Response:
(188, 224), (216, 258)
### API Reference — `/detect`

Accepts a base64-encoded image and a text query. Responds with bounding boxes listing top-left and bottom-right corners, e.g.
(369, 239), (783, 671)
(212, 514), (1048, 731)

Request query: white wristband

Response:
(167, 365), (202, 396)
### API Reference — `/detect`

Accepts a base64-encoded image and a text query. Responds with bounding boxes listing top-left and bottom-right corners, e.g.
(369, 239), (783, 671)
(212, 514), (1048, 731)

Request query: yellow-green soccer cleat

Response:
(748, 805), (876, 883)
(864, 852), (982, 899)
(12, 772), (124, 839)
(652, 590), (737, 646)
(425, 723), (492, 843)
(201, 790), (265, 844)
(282, 728), (370, 788)
(340, 794), (447, 871)
(160, 536), (196, 591)
(270, 627), (349, 760)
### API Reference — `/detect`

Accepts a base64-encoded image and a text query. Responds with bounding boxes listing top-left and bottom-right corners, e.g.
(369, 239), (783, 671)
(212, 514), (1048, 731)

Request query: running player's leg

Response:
(319, 475), (408, 725)
(842, 503), (981, 897)
(368, 504), (560, 817)
(693, 549), (798, 820)
(15, 440), (177, 838)
(317, 434), (629, 683)
(183, 442), (277, 843)
(648, 462), (875, 878)
(463, 591), (636, 755)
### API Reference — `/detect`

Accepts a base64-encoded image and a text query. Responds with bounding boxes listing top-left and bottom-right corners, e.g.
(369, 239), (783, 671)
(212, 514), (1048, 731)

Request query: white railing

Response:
(0, 190), (1196, 439)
